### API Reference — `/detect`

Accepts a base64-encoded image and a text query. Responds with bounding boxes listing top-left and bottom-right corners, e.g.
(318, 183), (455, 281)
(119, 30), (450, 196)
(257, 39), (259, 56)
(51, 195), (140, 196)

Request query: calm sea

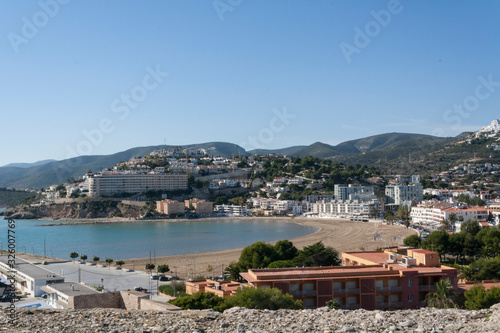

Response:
(0, 211), (317, 261)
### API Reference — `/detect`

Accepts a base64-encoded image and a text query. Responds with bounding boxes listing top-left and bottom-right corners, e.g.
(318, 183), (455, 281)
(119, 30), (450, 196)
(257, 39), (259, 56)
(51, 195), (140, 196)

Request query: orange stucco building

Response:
(240, 248), (457, 310)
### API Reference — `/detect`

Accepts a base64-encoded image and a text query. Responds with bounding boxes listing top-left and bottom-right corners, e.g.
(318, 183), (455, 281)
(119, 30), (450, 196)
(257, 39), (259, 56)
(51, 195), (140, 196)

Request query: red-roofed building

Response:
(240, 248), (457, 310)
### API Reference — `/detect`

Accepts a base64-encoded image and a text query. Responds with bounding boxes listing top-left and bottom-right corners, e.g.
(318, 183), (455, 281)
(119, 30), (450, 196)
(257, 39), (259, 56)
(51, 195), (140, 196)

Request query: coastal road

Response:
(37, 262), (167, 293)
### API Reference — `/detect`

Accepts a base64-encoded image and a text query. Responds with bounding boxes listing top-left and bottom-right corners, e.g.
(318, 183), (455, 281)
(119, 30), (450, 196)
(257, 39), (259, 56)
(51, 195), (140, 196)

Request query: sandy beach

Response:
(10, 217), (416, 279)
(115, 217), (416, 279)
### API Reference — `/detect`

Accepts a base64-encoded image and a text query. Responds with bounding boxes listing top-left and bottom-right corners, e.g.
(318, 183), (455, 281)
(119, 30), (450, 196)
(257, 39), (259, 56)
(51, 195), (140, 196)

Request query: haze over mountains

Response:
(1, 122), (497, 190)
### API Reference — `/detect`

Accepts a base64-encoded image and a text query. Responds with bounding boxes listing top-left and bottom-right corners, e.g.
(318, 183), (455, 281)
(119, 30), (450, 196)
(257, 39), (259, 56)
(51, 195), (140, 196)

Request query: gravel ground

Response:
(1, 304), (499, 333)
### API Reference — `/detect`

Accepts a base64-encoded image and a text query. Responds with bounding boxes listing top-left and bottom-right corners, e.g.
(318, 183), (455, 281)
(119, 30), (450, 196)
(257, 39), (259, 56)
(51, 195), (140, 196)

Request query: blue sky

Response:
(0, 0), (499, 166)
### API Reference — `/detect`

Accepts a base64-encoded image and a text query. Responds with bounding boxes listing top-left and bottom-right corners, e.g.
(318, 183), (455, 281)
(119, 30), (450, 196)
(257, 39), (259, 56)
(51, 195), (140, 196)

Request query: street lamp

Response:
(30, 246), (35, 255)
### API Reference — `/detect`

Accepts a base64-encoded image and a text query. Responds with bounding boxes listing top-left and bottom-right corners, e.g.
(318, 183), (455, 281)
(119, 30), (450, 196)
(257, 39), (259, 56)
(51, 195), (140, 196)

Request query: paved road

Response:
(37, 262), (170, 293)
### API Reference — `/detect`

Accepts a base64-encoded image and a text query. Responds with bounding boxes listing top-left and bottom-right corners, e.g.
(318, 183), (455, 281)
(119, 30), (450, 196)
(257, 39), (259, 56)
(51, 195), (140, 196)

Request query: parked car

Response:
(151, 275), (159, 280)
(159, 276), (170, 281)
(134, 286), (146, 292)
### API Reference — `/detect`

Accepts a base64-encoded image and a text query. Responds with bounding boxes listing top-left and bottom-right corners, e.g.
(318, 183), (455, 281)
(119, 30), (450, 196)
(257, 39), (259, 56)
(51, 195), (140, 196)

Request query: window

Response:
(290, 283), (299, 293)
(346, 281), (356, 289)
(388, 279), (398, 288)
(408, 294), (414, 302)
(333, 282), (342, 290)
(408, 279), (413, 287)
(259, 285), (270, 290)
(346, 296), (357, 305)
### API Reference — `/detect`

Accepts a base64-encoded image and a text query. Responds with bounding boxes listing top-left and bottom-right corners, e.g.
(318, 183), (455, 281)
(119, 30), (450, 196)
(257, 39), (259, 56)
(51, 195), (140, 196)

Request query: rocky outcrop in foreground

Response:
(2, 305), (500, 333)
(1, 201), (141, 220)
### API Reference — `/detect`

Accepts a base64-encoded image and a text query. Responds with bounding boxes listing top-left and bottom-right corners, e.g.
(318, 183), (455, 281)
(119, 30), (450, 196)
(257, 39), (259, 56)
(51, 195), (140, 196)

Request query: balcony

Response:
(419, 285), (437, 291)
(291, 290), (317, 297)
(375, 286), (402, 292)
(334, 288), (360, 295)
(376, 302), (403, 309)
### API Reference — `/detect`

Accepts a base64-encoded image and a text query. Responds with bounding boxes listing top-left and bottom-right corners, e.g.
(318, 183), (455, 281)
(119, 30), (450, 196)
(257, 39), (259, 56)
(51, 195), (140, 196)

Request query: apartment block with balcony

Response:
(88, 172), (188, 197)
(156, 199), (185, 215)
(184, 199), (213, 215)
(240, 248), (457, 310)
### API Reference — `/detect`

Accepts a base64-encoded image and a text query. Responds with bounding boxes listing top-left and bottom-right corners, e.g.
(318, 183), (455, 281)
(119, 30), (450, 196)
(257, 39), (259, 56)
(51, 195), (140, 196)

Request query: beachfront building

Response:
(184, 199), (214, 215)
(334, 184), (376, 202)
(41, 282), (100, 309)
(0, 255), (64, 297)
(411, 202), (489, 230)
(214, 205), (248, 217)
(308, 200), (377, 217)
(240, 248), (457, 310)
(385, 182), (423, 205)
(87, 172), (188, 197)
(156, 199), (185, 215)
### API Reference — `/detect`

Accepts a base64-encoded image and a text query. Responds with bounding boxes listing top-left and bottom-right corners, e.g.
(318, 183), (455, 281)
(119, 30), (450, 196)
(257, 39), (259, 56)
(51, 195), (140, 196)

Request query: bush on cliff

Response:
(168, 287), (303, 312)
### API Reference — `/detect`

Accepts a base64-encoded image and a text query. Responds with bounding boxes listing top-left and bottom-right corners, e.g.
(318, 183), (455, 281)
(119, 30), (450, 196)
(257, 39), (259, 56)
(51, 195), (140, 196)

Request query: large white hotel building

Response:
(87, 172), (188, 197)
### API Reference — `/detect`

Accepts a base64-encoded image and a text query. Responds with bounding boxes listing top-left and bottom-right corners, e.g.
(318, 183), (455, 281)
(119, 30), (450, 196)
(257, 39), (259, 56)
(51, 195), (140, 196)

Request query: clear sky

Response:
(0, 0), (499, 166)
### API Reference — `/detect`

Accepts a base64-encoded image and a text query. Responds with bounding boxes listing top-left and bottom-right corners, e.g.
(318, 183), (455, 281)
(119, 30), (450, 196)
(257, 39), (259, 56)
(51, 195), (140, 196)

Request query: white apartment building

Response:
(411, 202), (489, 230)
(214, 205), (248, 216)
(88, 172), (188, 197)
(385, 182), (423, 205)
(334, 184), (376, 202)
(309, 200), (376, 217)
(0, 255), (64, 297)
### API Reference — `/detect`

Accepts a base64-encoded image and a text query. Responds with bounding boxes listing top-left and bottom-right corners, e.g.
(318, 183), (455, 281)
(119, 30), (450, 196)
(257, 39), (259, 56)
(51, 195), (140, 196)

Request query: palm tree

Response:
(458, 266), (475, 282)
(425, 279), (458, 308)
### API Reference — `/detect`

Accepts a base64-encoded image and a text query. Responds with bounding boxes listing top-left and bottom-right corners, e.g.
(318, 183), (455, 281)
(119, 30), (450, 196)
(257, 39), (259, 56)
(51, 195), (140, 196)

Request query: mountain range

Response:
(1, 121), (498, 189)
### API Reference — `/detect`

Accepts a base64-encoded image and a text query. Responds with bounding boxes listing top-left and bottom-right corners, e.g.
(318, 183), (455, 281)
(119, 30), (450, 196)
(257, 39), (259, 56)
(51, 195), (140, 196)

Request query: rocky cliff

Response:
(0, 201), (142, 220)
(2, 304), (500, 332)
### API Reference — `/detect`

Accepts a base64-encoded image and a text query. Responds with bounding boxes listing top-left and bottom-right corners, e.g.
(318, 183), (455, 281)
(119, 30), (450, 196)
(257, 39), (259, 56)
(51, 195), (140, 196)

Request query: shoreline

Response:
(119, 217), (416, 279)
(10, 216), (416, 279)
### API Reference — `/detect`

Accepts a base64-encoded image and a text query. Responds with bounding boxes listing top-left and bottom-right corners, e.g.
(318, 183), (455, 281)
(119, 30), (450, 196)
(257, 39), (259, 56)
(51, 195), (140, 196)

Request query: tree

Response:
(206, 264), (213, 278)
(169, 292), (227, 311)
(470, 256), (500, 280)
(384, 212), (395, 225)
(326, 299), (341, 309)
(93, 256), (100, 264)
(224, 263), (242, 282)
(294, 241), (340, 267)
(458, 265), (476, 282)
(157, 264), (170, 274)
(70, 252), (79, 262)
(145, 263), (155, 273)
(464, 284), (500, 310)
(266, 260), (296, 268)
(80, 254), (87, 263)
(461, 219), (481, 236)
(403, 235), (421, 248)
(274, 240), (299, 261)
(115, 260), (125, 268)
(105, 258), (113, 268)
(422, 230), (449, 261)
(224, 287), (303, 310)
(425, 279), (458, 309)
(238, 241), (277, 271)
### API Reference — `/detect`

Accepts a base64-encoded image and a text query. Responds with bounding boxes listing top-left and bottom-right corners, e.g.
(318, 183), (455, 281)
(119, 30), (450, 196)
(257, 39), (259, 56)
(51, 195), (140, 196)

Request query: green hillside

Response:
(0, 189), (36, 208)
(0, 143), (247, 189)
